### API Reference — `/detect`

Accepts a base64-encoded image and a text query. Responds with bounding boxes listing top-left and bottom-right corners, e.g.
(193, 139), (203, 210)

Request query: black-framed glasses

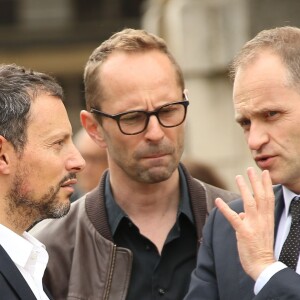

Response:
(90, 99), (189, 135)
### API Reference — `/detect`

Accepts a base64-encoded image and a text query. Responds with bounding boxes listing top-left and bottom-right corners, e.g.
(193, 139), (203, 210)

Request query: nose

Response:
(144, 115), (164, 141)
(247, 123), (269, 151)
(66, 145), (86, 173)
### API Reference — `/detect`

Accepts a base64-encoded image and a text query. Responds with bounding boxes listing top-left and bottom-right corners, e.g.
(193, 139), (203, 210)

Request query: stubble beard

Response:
(132, 147), (183, 184)
(134, 159), (178, 183)
(6, 173), (71, 230)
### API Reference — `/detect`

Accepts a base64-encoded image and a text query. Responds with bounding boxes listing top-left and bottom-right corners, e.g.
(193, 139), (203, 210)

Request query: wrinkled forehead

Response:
(233, 51), (289, 102)
(233, 77), (296, 125)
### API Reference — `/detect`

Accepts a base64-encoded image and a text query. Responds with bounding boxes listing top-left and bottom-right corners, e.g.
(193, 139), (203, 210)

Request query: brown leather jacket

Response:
(31, 165), (238, 300)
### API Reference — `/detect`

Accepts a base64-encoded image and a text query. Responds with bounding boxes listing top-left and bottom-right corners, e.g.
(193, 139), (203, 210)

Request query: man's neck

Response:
(110, 169), (180, 216)
(0, 208), (31, 235)
(109, 169), (181, 253)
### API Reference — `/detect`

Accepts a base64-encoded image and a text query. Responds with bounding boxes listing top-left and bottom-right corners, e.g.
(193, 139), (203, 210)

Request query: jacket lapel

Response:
(0, 245), (37, 300)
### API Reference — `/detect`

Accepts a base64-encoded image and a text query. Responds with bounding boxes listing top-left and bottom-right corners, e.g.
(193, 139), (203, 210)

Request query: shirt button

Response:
(145, 245), (151, 251)
(158, 288), (165, 295)
(128, 222), (133, 228)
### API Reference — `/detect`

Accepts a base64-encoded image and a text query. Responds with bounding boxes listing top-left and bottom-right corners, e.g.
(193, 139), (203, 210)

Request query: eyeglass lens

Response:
(119, 102), (186, 134)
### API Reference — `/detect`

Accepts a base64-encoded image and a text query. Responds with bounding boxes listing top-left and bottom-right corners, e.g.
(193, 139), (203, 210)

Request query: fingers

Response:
(262, 170), (275, 221)
(215, 198), (243, 231)
(236, 167), (274, 216)
(247, 167), (264, 207)
(216, 168), (274, 233)
(247, 168), (274, 213)
(235, 171), (257, 218)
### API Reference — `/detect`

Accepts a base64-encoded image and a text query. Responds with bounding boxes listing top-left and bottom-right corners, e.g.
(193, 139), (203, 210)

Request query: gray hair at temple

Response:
(84, 28), (185, 111)
(0, 63), (64, 153)
(229, 26), (300, 90)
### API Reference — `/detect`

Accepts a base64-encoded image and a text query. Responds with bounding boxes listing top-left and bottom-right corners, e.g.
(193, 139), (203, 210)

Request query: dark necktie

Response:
(279, 197), (300, 270)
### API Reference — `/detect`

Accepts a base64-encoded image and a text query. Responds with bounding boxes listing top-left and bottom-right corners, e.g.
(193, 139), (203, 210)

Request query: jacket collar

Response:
(0, 245), (37, 300)
(85, 163), (208, 248)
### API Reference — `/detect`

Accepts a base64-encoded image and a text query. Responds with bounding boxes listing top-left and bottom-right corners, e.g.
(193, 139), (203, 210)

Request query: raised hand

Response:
(215, 167), (276, 280)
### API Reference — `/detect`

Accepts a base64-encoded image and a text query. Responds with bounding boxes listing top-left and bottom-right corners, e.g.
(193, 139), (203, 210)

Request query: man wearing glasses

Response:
(31, 28), (238, 300)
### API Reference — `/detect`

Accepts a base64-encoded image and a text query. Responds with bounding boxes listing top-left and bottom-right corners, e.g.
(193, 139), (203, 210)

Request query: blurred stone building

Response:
(1, 0), (300, 191)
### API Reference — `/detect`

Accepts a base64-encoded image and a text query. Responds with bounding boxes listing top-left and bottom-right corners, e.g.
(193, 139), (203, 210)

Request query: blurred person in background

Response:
(182, 159), (227, 190)
(183, 159), (229, 212)
(71, 127), (108, 201)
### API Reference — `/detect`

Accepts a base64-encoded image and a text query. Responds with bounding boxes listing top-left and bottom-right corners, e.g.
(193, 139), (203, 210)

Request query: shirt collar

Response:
(105, 165), (194, 236)
(282, 186), (300, 217)
(104, 172), (126, 235)
(0, 224), (47, 268)
(178, 164), (194, 223)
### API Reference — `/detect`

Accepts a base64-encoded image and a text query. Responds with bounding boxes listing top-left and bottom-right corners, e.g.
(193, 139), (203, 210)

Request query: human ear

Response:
(183, 89), (189, 101)
(0, 137), (12, 175)
(80, 110), (107, 148)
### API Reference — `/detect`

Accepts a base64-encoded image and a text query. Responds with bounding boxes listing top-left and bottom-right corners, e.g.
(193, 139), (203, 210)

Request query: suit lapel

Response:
(0, 245), (37, 300)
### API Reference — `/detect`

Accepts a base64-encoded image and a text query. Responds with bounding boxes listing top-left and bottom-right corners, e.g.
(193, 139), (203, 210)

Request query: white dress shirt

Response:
(0, 224), (49, 300)
(255, 186), (300, 294)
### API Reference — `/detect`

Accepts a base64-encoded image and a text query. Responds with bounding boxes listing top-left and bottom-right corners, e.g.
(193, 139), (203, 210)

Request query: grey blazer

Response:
(184, 185), (300, 300)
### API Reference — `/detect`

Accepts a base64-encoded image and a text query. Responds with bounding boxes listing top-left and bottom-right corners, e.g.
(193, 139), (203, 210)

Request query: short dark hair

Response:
(0, 64), (64, 153)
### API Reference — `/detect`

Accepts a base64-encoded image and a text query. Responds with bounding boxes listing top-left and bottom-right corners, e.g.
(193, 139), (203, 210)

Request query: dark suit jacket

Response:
(0, 244), (52, 300)
(184, 185), (300, 300)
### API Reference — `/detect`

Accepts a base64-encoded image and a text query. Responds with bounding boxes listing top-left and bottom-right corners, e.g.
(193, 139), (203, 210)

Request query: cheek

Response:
(25, 156), (63, 186)
(175, 127), (185, 146)
(286, 130), (300, 150)
(108, 132), (137, 152)
(17, 180), (31, 195)
(11, 166), (32, 196)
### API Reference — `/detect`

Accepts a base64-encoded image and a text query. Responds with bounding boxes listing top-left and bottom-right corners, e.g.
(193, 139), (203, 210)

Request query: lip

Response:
(61, 178), (77, 187)
(254, 155), (276, 169)
(143, 152), (169, 158)
(143, 154), (169, 162)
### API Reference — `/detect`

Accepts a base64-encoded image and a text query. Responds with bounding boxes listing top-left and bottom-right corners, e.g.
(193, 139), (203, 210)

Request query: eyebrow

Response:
(45, 131), (72, 142)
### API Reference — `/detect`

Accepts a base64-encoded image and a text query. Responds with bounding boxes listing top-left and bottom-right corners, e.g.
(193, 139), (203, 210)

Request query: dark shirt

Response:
(105, 166), (197, 300)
